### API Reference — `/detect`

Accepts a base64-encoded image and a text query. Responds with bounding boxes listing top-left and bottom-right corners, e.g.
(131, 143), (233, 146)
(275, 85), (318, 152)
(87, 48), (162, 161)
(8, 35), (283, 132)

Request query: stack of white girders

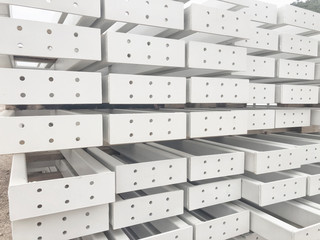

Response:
(2, 0), (320, 239)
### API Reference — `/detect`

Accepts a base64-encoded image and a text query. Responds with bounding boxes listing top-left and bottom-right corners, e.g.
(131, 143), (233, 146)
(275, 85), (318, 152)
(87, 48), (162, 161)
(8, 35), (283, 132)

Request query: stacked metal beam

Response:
(2, 0), (320, 239)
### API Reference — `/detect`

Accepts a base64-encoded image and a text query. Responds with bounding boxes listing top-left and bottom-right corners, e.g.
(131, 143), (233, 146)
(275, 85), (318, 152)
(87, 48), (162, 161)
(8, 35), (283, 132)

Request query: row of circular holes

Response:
(291, 88), (313, 92)
(37, 194), (95, 209)
(287, 63), (312, 69)
(19, 137), (81, 145)
(204, 116), (237, 120)
(204, 94), (239, 98)
(36, 181), (94, 194)
(283, 112), (305, 116)
(203, 167), (235, 175)
(17, 44), (80, 53)
(206, 11), (241, 21)
(129, 80), (172, 86)
(127, 54), (170, 61)
(20, 92), (81, 98)
(19, 121), (80, 129)
(203, 48), (237, 55)
(133, 176), (174, 186)
(282, 121), (305, 125)
(203, 127), (238, 132)
(20, 76), (80, 83)
(127, 39), (170, 48)
(207, 217), (240, 239)
(290, 97), (313, 101)
(200, 184), (234, 203)
(243, 9), (270, 20)
(125, 10), (169, 22)
(129, 131), (172, 138)
(36, 212), (90, 240)
(133, 165), (173, 173)
(17, 26), (79, 37)
(204, 23), (240, 33)
(129, 94), (171, 99)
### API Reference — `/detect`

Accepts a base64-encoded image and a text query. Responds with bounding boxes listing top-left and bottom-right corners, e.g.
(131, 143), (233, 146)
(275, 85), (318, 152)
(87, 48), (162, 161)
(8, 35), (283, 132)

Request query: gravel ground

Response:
(0, 155), (12, 240)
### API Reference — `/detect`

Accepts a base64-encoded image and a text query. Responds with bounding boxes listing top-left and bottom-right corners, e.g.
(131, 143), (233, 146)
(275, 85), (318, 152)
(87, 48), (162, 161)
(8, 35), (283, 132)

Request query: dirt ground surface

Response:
(0, 155), (12, 240)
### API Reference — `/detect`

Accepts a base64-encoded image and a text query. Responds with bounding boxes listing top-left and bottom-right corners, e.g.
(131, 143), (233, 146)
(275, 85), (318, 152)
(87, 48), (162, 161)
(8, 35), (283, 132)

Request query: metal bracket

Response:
(103, 74), (186, 104)
(0, 110), (103, 154)
(111, 186), (184, 229)
(150, 140), (244, 181)
(180, 202), (250, 240)
(0, 68), (102, 105)
(86, 144), (187, 193)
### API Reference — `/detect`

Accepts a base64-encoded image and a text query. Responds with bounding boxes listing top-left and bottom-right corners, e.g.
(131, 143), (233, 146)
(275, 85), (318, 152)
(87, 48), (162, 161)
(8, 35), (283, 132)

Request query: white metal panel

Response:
(278, 5), (320, 31)
(231, 56), (275, 78)
(150, 140), (244, 182)
(179, 178), (241, 210)
(200, 137), (302, 174)
(100, 0), (184, 30)
(248, 134), (320, 165)
(187, 77), (249, 103)
(185, 4), (250, 38)
(104, 111), (187, 144)
(275, 108), (311, 128)
(237, 201), (320, 240)
(279, 34), (318, 57)
(0, 0), (100, 18)
(240, 0), (277, 24)
(187, 110), (248, 138)
(0, 17), (101, 60)
(234, 27), (278, 51)
(0, 110), (103, 155)
(242, 172), (307, 206)
(181, 203), (250, 240)
(294, 165), (320, 196)
(277, 59), (315, 80)
(275, 85), (319, 104)
(187, 41), (247, 71)
(87, 144), (187, 194)
(248, 83), (276, 105)
(0, 68), (102, 105)
(311, 109), (320, 126)
(12, 204), (109, 240)
(247, 109), (275, 130)
(103, 74), (186, 104)
(103, 32), (185, 67)
(112, 154), (187, 193)
(111, 188), (184, 229)
(9, 153), (114, 221)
